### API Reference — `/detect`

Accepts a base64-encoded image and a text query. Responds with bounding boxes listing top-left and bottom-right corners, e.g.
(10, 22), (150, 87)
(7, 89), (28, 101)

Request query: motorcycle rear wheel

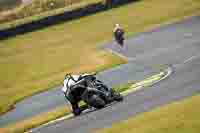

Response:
(88, 95), (105, 109)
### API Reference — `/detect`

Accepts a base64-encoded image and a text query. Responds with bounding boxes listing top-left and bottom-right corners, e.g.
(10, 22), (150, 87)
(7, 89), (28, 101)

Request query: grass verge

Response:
(0, 0), (200, 117)
(97, 94), (200, 133)
(0, 106), (71, 133)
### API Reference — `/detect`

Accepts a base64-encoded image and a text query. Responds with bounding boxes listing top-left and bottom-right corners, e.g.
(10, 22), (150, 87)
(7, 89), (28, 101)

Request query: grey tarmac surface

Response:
(31, 16), (200, 133)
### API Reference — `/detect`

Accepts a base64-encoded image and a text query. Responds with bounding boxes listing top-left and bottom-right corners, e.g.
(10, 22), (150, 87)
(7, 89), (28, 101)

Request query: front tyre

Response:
(111, 89), (123, 102)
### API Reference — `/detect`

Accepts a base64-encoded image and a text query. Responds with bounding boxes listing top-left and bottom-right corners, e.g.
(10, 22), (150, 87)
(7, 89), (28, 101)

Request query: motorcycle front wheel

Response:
(111, 89), (123, 102)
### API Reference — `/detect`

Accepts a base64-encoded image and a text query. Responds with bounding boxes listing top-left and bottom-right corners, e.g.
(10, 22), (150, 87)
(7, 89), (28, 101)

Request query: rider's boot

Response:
(72, 103), (82, 116)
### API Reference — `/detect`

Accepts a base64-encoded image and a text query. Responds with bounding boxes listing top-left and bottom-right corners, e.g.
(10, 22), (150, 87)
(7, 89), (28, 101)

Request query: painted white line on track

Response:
(106, 49), (128, 61)
(106, 48), (137, 61)
(175, 54), (200, 69)
(183, 55), (198, 64)
(28, 114), (74, 133)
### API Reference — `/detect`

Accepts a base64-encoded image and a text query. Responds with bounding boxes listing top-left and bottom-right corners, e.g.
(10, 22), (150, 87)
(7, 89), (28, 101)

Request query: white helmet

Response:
(115, 24), (120, 27)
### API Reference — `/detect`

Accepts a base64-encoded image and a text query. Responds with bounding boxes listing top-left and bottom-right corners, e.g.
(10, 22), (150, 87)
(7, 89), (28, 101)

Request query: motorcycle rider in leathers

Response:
(113, 23), (125, 47)
(62, 74), (88, 116)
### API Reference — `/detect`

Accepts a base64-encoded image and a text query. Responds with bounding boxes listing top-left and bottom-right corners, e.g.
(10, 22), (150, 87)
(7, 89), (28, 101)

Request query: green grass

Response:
(98, 94), (200, 133)
(0, 106), (71, 133)
(0, 0), (200, 116)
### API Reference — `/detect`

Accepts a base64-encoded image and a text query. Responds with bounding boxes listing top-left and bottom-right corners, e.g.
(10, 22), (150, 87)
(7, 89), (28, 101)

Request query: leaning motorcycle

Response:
(63, 73), (123, 115)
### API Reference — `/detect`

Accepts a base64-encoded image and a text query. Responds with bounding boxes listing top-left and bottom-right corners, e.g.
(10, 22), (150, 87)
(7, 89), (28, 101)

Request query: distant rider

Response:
(113, 23), (125, 47)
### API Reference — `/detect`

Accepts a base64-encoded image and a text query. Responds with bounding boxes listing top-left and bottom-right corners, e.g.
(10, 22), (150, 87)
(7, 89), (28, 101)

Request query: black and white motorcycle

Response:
(62, 73), (123, 115)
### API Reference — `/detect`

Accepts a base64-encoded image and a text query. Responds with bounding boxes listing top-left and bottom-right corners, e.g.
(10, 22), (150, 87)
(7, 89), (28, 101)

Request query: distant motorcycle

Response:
(63, 73), (123, 115)
(114, 29), (125, 47)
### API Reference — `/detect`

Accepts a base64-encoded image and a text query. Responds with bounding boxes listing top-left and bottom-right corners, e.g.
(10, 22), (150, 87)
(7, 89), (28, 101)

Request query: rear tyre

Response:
(88, 95), (105, 109)
(120, 38), (124, 47)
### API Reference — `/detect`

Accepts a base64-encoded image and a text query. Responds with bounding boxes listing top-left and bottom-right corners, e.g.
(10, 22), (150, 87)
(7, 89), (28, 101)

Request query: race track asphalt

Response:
(31, 16), (200, 133)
